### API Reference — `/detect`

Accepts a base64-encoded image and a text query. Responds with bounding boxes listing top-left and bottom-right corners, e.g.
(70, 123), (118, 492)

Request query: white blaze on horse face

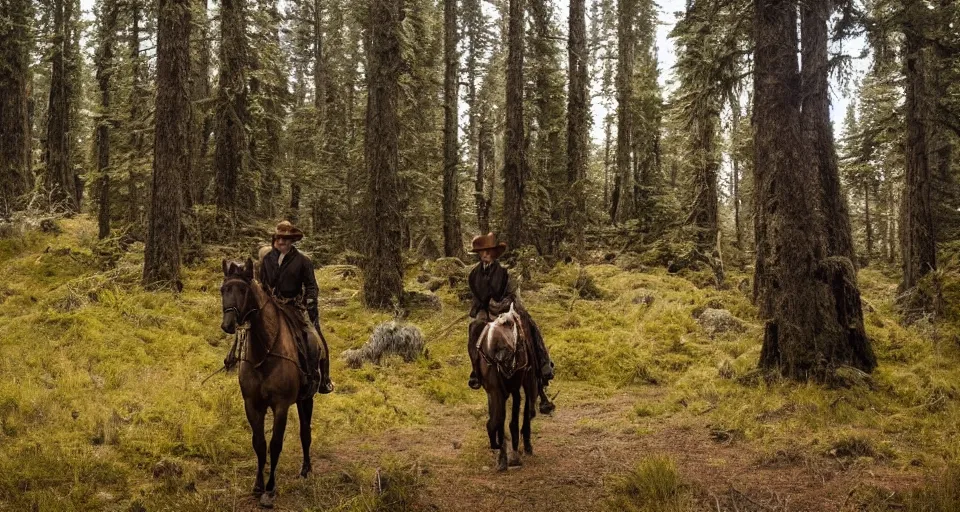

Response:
(490, 310), (518, 351)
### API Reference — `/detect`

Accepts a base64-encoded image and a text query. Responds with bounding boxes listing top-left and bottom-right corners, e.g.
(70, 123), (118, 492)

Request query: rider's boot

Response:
(538, 358), (556, 414)
(318, 355), (334, 394)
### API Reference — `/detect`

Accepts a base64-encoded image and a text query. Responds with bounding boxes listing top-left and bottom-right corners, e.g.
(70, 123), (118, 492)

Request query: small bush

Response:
(606, 456), (694, 512)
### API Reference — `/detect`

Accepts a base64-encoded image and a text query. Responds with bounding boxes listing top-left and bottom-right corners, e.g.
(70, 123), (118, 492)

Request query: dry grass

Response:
(1, 216), (958, 510)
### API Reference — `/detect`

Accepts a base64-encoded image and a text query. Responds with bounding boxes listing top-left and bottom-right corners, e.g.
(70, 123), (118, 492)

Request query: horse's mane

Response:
(225, 260), (294, 358)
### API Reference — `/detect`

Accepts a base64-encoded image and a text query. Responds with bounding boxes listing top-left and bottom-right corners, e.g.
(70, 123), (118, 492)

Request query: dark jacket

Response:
(468, 260), (512, 317)
(259, 247), (319, 307)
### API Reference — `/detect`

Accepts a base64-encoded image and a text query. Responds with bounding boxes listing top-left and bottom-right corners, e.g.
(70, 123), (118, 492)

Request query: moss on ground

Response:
(1, 216), (959, 510)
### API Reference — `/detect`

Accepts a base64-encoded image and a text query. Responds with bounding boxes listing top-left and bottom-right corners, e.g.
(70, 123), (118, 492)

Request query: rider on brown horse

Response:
(224, 221), (334, 394)
(466, 233), (556, 414)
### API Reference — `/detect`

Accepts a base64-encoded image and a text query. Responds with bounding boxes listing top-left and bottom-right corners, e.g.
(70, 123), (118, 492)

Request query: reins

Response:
(477, 310), (531, 380)
(223, 277), (306, 376)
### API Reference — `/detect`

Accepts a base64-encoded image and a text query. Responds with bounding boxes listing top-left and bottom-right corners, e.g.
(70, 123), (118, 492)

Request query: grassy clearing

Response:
(1, 216), (959, 510)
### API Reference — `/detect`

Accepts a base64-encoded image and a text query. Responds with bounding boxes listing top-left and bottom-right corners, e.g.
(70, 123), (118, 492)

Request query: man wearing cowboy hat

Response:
(467, 233), (556, 414)
(225, 221), (333, 394)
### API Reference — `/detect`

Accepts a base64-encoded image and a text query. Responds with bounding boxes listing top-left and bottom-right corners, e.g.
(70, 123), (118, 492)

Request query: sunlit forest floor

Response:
(2, 216), (959, 511)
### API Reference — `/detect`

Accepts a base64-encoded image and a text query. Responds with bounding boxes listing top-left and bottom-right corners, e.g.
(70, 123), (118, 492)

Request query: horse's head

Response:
(482, 303), (522, 377)
(220, 258), (256, 334)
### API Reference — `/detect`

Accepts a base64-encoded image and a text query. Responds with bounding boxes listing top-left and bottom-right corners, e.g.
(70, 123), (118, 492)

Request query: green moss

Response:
(4, 216), (960, 508)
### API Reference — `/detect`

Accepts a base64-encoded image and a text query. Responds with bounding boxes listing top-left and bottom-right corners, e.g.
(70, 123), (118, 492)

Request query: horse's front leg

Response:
(296, 398), (314, 478)
(486, 391), (501, 450)
(260, 404), (290, 508)
(495, 394), (508, 472)
(244, 400), (267, 495)
(522, 374), (536, 455)
(508, 386), (522, 467)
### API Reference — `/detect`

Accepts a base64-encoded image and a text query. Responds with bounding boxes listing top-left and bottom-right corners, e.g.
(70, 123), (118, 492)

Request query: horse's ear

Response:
(222, 258), (229, 275)
(509, 302), (516, 316)
(243, 257), (254, 279)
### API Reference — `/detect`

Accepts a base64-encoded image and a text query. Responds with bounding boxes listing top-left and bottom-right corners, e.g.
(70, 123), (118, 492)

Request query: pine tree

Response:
(44, 0), (79, 211)
(214, 0), (251, 225)
(442, 0), (465, 257)
(0, 0), (33, 215)
(144, 0), (191, 289)
(898, 0), (937, 317)
(188, 0), (212, 206)
(566, 0), (588, 250)
(503, 0), (527, 248)
(801, 0), (855, 264)
(753, 0), (875, 380)
(94, 0), (120, 238)
(612, 0), (635, 223)
(363, 0), (404, 308)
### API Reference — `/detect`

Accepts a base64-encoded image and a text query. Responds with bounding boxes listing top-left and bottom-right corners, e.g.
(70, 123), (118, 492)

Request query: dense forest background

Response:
(4, 0), (960, 508)
(2, 0), (960, 372)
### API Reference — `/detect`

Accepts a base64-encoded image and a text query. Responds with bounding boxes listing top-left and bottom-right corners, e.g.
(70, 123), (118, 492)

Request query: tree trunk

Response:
(614, 0), (635, 223)
(214, 0), (250, 226)
(503, 0), (527, 249)
(188, 0), (212, 207)
(475, 113), (493, 234)
(289, 183), (301, 223)
(0, 0), (32, 216)
(314, 0), (326, 118)
(95, 0), (119, 238)
(362, 0), (404, 308)
(864, 180), (872, 265)
(753, 0), (875, 379)
(126, 0), (144, 223)
(144, 0), (190, 289)
(801, 0), (855, 264)
(44, 0), (77, 212)
(732, 103), (742, 250)
(687, 112), (719, 250)
(442, 0), (465, 258)
(898, 0), (936, 310)
(567, 0), (588, 252)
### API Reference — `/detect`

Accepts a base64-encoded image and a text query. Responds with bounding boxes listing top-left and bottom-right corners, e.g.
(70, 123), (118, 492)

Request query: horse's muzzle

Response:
(221, 312), (237, 334)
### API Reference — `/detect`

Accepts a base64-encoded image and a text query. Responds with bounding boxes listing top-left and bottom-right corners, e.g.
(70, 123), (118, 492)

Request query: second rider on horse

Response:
(466, 233), (556, 414)
(224, 221), (333, 394)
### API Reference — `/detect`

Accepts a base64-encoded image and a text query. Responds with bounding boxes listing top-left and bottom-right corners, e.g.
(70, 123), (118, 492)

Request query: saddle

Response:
(264, 295), (313, 369)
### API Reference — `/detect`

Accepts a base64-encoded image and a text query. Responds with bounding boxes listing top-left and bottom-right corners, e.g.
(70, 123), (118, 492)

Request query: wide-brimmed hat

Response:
(271, 220), (304, 242)
(470, 232), (507, 259)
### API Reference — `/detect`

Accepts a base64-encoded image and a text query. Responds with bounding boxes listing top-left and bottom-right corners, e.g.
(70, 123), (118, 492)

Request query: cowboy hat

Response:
(271, 220), (304, 242)
(470, 232), (507, 259)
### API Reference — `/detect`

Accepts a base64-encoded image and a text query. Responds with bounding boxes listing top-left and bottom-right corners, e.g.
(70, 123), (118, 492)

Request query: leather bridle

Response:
(221, 277), (303, 374)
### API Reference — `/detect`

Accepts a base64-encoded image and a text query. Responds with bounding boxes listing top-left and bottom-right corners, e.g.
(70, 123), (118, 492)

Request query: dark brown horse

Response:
(477, 304), (538, 471)
(220, 258), (314, 508)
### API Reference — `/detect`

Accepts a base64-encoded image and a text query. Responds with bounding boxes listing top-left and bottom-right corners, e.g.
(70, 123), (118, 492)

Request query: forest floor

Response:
(1, 215), (959, 512)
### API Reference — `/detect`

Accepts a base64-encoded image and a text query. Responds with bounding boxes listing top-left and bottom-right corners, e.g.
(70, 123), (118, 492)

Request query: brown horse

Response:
(220, 258), (314, 508)
(477, 303), (538, 471)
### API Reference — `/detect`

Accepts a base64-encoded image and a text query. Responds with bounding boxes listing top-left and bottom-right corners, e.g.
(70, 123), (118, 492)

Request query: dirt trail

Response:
(250, 389), (920, 512)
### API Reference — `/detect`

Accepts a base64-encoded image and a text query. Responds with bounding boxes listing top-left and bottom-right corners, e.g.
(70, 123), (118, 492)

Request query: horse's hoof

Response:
(300, 464), (312, 478)
(252, 485), (264, 497)
(523, 445), (533, 456)
(539, 400), (556, 415)
(259, 491), (276, 508)
(496, 451), (508, 472)
(508, 451), (522, 467)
